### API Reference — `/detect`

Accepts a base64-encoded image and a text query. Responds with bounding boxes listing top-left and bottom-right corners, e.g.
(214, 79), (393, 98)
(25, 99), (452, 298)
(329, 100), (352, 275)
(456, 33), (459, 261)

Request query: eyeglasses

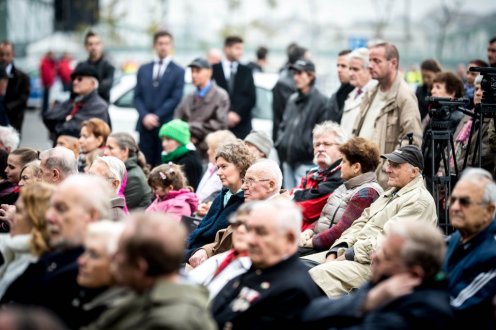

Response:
(241, 178), (271, 186)
(231, 221), (246, 230)
(313, 142), (339, 149)
(448, 196), (488, 208)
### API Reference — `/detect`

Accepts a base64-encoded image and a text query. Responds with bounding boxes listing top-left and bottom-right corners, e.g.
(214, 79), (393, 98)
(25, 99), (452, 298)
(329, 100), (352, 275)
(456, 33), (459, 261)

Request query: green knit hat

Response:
(158, 119), (190, 146)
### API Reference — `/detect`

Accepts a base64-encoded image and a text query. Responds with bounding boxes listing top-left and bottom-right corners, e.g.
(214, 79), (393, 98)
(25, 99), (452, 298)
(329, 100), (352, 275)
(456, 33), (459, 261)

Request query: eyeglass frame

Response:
(241, 178), (271, 187)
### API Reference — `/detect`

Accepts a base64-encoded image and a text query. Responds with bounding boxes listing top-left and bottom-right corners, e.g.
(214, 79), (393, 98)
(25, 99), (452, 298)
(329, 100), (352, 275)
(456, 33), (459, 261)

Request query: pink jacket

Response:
(145, 188), (199, 221)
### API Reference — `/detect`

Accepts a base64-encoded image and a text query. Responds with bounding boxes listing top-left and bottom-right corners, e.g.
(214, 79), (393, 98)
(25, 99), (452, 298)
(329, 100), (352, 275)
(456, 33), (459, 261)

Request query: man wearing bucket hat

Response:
(43, 63), (110, 140)
(244, 130), (273, 160)
(159, 119), (203, 189)
(175, 57), (229, 158)
(307, 145), (437, 297)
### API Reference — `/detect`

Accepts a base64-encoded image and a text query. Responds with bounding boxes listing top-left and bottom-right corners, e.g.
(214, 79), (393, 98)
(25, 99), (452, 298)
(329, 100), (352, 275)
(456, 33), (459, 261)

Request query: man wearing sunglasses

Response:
(43, 64), (111, 141)
(442, 167), (496, 329)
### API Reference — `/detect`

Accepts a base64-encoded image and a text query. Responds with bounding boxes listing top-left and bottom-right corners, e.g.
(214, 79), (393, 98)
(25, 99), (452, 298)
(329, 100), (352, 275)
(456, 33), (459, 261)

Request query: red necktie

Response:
(213, 249), (248, 278)
(70, 102), (83, 117)
(354, 88), (362, 100)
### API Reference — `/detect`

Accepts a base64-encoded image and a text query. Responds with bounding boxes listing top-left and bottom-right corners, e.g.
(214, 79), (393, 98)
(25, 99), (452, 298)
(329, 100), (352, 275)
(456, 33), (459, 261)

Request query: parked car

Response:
(108, 71), (279, 145)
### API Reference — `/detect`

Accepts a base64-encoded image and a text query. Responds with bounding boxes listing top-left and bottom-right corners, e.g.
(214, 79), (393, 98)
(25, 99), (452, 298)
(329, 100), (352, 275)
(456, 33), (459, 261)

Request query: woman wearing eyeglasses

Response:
(299, 137), (383, 256)
(186, 140), (254, 264)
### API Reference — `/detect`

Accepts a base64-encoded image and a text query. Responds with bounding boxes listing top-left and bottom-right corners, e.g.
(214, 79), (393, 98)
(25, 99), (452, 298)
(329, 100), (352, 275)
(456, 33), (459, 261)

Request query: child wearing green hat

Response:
(159, 119), (203, 189)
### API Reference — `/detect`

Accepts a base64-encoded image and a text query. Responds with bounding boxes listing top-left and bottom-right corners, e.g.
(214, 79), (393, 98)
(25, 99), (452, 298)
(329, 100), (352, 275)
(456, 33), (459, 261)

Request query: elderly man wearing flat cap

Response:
(174, 57), (229, 159)
(43, 63), (110, 140)
(306, 145), (437, 297)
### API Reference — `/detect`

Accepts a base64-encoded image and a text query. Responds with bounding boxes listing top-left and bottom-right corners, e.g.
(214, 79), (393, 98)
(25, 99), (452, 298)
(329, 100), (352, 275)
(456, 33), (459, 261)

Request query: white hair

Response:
(86, 220), (125, 255)
(39, 146), (78, 178)
(248, 159), (283, 191)
(251, 199), (302, 245)
(348, 47), (369, 68)
(59, 174), (112, 220)
(92, 156), (126, 193)
(0, 126), (20, 152)
(459, 167), (496, 204)
(312, 121), (348, 145)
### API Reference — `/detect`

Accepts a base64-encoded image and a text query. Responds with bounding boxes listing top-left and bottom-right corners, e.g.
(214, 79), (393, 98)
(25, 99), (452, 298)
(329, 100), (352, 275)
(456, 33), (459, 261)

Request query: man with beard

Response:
(291, 121), (346, 231)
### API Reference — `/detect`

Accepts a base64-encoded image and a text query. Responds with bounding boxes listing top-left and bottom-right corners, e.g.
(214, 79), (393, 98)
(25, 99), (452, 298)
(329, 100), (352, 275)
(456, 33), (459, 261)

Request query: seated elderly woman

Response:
(184, 140), (254, 262)
(0, 183), (55, 299)
(299, 137), (383, 256)
(18, 161), (42, 187)
(188, 204), (252, 300)
(75, 220), (131, 328)
(87, 156), (128, 221)
(188, 159), (283, 267)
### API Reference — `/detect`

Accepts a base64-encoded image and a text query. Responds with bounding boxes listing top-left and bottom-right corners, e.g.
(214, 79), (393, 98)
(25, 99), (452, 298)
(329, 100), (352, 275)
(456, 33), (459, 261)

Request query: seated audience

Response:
(299, 137), (383, 255)
(75, 220), (130, 327)
(38, 146), (78, 185)
(302, 220), (454, 329)
(292, 121), (345, 230)
(184, 141), (254, 261)
(104, 132), (152, 210)
(158, 119), (203, 190)
(56, 134), (80, 158)
(85, 212), (217, 330)
(308, 145), (437, 296)
(79, 118), (111, 172)
(244, 130), (273, 160)
(188, 205), (252, 300)
(146, 163), (198, 220)
(3, 148), (39, 204)
(442, 168), (496, 329)
(0, 183), (55, 299)
(18, 161), (42, 187)
(211, 199), (323, 329)
(0, 125), (20, 153)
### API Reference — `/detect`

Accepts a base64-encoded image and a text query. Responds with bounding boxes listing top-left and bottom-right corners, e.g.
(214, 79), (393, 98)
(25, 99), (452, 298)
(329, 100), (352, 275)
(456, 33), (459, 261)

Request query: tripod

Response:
(422, 119), (458, 235)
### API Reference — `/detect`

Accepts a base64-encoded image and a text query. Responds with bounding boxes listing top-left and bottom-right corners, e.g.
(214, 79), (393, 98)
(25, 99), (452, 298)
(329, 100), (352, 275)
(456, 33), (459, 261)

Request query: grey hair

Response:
(0, 126), (20, 151)
(386, 220), (445, 279)
(39, 147), (78, 178)
(348, 47), (369, 69)
(60, 174), (112, 220)
(474, 74), (483, 85)
(251, 199), (302, 245)
(312, 121), (348, 145)
(92, 156), (126, 193)
(460, 167), (496, 204)
(248, 159), (283, 192)
(86, 220), (125, 255)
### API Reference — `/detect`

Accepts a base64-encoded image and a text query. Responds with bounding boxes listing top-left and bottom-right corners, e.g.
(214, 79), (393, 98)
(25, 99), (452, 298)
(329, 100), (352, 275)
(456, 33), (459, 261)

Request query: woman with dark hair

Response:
(1, 148), (38, 205)
(104, 132), (152, 210)
(185, 140), (254, 261)
(299, 137), (383, 255)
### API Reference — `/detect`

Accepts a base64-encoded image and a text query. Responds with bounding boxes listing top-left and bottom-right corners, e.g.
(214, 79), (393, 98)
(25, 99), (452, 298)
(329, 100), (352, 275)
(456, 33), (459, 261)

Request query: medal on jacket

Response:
(231, 287), (260, 312)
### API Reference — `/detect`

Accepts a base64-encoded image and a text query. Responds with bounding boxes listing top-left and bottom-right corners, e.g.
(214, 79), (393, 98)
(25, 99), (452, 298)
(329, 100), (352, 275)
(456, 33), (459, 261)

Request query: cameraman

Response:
(422, 72), (464, 190)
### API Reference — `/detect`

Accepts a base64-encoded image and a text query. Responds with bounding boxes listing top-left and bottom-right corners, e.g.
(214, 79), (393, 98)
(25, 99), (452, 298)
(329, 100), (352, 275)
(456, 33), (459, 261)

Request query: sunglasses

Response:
(448, 196), (487, 208)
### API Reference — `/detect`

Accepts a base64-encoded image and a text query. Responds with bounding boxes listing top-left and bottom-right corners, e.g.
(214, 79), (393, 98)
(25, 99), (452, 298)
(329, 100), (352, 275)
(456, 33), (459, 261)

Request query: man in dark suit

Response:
(134, 30), (185, 166)
(212, 36), (256, 139)
(0, 41), (30, 134)
(74, 30), (115, 103)
(211, 199), (323, 329)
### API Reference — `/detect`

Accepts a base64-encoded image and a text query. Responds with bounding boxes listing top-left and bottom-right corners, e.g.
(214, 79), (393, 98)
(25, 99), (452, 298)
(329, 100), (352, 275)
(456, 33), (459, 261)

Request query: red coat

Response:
(57, 58), (73, 85)
(292, 160), (342, 231)
(40, 56), (57, 87)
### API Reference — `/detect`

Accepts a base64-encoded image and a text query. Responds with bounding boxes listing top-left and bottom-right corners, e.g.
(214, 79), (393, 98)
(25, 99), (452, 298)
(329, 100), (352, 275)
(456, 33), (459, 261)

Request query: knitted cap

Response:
(158, 119), (190, 146)
(244, 130), (273, 157)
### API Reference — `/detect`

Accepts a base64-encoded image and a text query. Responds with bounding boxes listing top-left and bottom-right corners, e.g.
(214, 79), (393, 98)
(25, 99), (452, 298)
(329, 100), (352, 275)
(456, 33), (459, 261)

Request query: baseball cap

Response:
(381, 145), (424, 170)
(289, 59), (315, 73)
(188, 58), (212, 69)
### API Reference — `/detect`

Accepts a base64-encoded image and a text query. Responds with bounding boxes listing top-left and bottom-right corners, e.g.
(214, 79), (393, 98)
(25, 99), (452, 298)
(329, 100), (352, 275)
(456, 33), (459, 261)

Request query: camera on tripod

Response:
(425, 96), (469, 129)
(468, 66), (496, 105)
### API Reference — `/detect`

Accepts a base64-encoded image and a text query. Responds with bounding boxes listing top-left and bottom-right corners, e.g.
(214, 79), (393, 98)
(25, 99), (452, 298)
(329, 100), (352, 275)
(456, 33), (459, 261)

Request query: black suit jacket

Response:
(4, 65), (30, 132)
(212, 63), (256, 138)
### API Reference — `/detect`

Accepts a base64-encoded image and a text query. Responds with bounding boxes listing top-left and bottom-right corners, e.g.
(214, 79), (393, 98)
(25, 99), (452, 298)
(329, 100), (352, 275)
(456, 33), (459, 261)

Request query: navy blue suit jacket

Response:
(133, 60), (185, 131)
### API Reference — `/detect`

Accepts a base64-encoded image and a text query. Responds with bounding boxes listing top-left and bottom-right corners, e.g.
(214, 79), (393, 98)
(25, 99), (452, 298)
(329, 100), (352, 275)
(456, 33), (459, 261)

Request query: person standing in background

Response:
(39, 51), (57, 115)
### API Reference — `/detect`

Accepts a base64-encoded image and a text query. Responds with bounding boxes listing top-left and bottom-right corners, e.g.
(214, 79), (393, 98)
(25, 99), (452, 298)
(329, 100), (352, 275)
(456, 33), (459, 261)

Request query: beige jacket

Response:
(353, 73), (422, 188)
(331, 175), (437, 264)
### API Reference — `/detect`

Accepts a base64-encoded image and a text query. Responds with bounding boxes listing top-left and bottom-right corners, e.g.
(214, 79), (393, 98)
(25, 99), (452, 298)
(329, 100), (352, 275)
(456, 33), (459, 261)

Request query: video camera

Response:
(469, 66), (496, 104)
(425, 96), (469, 122)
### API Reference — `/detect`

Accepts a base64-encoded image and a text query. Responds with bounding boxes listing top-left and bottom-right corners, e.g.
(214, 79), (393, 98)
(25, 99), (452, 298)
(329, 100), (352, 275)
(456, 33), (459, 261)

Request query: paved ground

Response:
(19, 109), (53, 150)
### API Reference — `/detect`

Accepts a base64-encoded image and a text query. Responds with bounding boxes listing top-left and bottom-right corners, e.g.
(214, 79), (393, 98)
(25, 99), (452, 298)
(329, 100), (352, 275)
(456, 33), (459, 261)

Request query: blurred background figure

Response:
(416, 59), (442, 121)
(247, 45), (269, 73)
(58, 51), (73, 92)
(39, 50), (57, 115)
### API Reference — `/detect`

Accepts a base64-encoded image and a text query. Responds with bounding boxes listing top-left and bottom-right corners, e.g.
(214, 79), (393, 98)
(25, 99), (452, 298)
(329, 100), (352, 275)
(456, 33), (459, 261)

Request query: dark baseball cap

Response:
(71, 63), (100, 81)
(188, 57), (212, 69)
(381, 145), (424, 170)
(289, 59), (315, 73)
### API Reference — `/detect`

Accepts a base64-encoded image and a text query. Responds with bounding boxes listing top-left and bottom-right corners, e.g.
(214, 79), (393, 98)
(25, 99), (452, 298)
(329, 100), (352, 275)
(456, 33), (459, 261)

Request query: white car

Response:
(108, 71), (279, 144)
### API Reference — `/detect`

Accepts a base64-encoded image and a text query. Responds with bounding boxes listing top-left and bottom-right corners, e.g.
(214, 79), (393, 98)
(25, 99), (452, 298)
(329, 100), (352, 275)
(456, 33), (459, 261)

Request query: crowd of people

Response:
(0, 29), (494, 329)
